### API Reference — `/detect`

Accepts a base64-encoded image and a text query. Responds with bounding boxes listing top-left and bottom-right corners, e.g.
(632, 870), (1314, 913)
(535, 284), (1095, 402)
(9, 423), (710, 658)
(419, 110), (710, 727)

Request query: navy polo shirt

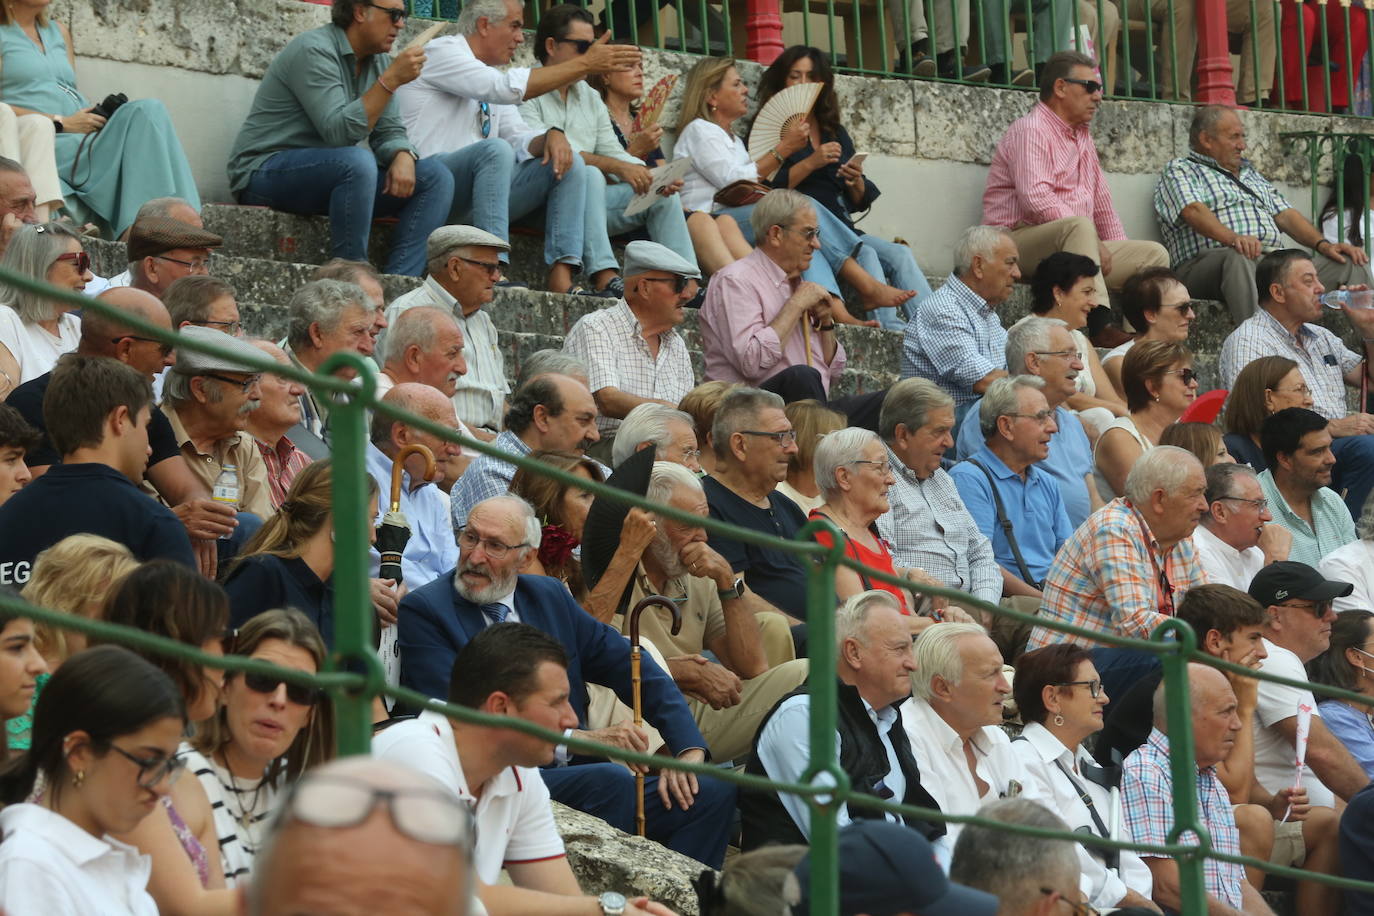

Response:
(0, 462), (195, 585)
(223, 554), (335, 648)
(702, 475), (808, 617)
(7, 370), (180, 469)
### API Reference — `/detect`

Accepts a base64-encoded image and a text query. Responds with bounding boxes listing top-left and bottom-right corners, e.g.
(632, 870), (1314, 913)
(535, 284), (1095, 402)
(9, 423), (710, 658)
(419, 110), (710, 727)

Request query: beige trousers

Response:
(0, 104), (62, 211)
(1117, 0), (1274, 101)
(692, 658), (810, 762)
(1010, 216), (1169, 305)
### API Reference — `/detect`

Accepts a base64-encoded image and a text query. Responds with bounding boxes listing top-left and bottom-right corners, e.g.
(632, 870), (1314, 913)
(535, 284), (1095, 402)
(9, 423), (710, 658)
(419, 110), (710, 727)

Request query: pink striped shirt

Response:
(981, 102), (1126, 242)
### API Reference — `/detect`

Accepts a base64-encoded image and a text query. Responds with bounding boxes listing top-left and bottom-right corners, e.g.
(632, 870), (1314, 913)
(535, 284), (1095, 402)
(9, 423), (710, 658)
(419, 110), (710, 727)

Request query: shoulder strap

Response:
(966, 459), (1039, 588)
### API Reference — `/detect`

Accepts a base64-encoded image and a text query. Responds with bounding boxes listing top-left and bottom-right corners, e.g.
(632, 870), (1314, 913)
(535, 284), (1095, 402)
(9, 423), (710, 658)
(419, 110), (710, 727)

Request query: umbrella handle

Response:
(389, 443), (437, 512)
(627, 594), (682, 649)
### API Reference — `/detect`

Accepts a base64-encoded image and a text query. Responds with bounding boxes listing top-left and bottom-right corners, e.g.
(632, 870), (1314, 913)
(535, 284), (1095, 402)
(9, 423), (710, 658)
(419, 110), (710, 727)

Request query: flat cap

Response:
(171, 326), (264, 376)
(426, 224), (510, 262)
(622, 240), (700, 280)
(126, 217), (222, 263)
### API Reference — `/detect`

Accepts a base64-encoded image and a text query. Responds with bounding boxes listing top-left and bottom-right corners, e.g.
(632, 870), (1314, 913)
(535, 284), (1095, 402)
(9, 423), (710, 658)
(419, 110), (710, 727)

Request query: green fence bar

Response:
(1154, 619), (1209, 915)
(1318, 0), (1333, 110)
(1298, 0), (1311, 110)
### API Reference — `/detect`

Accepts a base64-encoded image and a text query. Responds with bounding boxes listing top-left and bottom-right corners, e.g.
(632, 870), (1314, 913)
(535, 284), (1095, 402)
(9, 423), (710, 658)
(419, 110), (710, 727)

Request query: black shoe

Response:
(684, 281), (707, 309)
(901, 39), (937, 76)
(989, 63), (1034, 86)
(937, 49), (990, 82)
(600, 275), (625, 299)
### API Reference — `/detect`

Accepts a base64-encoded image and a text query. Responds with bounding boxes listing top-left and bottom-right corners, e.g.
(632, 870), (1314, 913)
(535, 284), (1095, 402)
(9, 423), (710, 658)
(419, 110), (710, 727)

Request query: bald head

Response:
(79, 288), (174, 379)
(371, 382), (462, 485)
(250, 756), (473, 916)
(1153, 663), (1240, 769)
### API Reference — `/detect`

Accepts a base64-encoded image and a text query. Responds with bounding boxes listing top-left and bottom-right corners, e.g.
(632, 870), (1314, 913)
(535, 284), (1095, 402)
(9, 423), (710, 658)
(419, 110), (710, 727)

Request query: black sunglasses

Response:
(555, 37), (595, 53)
(241, 671), (323, 707)
(365, 1), (406, 24)
(1166, 367), (1199, 385)
(1062, 77), (1103, 94)
(643, 276), (692, 294)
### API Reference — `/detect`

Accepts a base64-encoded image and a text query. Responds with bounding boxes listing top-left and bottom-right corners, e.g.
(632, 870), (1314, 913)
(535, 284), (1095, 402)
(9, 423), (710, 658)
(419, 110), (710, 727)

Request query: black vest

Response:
(740, 678), (945, 850)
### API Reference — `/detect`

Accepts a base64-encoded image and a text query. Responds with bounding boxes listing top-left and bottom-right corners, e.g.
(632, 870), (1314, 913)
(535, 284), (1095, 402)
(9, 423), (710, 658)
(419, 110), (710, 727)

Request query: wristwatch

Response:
(599, 891), (627, 915)
(717, 576), (745, 601)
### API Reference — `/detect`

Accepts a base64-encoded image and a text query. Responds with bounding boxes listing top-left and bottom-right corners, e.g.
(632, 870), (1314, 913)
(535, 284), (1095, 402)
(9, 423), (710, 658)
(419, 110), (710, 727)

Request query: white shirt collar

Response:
(1018, 720), (1077, 769)
(0, 803), (143, 868)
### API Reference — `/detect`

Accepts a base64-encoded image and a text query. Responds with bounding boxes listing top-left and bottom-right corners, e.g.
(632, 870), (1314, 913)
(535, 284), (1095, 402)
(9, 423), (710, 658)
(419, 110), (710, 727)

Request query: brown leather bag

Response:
(712, 179), (771, 209)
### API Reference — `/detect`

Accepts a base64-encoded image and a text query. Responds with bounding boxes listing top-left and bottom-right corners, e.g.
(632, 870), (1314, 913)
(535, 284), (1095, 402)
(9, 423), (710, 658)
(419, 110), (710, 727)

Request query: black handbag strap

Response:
(1053, 758), (1121, 871)
(966, 459), (1040, 589)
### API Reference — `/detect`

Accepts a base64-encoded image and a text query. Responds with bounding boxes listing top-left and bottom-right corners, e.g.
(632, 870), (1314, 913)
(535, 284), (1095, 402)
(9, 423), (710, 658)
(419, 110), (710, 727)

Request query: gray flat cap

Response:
(622, 240), (700, 280)
(172, 326), (265, 376)
(426, 225), (510, 261)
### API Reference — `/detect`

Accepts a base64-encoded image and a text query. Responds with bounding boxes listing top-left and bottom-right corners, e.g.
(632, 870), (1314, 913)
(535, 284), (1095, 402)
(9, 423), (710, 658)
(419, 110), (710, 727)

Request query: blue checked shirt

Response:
(1123, 728), (1245, 910)
(1154, 151), (1291, 266)
(875, 445), (1002, 604)
(901, 274), (1007, 408)
(449, 429), (529, 530)
(1219, 308), (1360, 420)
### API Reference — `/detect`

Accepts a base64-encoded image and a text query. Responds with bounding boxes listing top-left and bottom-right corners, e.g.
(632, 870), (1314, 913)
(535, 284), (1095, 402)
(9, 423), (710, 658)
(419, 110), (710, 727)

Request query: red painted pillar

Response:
(1195, 0), (1238, 103)
(746, 0), (785, 64)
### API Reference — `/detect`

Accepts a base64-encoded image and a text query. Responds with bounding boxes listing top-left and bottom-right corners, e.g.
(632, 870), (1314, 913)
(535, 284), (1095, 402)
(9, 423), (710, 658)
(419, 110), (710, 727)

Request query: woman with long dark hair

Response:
(750, 46), (932, 331)
(0, 645), (186, 915)
(1320, 147), (1374, 257)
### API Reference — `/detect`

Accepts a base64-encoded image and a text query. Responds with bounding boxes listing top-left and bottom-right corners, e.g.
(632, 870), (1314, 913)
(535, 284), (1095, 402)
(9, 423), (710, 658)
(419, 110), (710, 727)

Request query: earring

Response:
(1053, 714), (1065, 727)
(72, 769), (85, 789)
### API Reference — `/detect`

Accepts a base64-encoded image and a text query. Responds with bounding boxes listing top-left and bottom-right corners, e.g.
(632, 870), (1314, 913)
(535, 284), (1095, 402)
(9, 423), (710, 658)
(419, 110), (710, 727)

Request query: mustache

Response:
(238, 399), (261, 416)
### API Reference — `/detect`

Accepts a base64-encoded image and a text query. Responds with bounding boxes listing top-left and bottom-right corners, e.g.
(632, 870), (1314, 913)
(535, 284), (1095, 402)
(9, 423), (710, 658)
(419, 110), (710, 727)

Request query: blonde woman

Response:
(11, 534), (137, 750)
(778, 399), (845, 514)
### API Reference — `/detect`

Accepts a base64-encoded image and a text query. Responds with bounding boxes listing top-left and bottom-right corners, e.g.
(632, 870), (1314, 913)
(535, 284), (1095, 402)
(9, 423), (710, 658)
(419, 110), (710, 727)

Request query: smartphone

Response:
(847, 152), (869, 169)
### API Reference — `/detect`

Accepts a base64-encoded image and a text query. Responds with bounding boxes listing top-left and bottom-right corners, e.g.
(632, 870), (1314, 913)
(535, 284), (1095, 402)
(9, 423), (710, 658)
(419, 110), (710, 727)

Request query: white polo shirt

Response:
(0, 802), (159, 916)
(1254, 639), (1334, 808)
(371, 710), (566, 883)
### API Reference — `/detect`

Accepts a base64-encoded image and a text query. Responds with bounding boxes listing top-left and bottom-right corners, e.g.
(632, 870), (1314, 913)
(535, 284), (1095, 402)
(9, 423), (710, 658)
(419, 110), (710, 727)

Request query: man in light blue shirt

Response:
(956, 316), (1098, 528)
(1257, 407), (1357, 567)
(950, 377), (1072, 599)
(366, 384), (463, 589)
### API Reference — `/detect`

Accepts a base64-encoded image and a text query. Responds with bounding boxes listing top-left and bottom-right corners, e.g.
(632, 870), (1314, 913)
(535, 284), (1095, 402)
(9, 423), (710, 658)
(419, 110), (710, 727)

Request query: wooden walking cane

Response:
(627, 594), (682, 837)
(388, 444), (437, 512)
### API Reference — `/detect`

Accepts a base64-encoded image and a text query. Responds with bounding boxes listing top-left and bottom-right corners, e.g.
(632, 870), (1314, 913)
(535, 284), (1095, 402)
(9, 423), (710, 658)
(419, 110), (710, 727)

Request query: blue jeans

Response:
(1089, 647), (1162, 718)
(241, 147), (453, 277)
(718, 202), (856, 295)
(862, 233), (934, 329)
(217, 511), (264, 567)
(435, 136), (516, 248)
(586, 172), (699, 274)
(1331, 434), (1374, 519)
(509, 155), (589, 268)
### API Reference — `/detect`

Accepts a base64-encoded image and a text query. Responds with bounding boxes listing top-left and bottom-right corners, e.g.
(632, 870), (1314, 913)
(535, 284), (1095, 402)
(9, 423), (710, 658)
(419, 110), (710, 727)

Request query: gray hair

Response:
(878, 377), (953, 442)
(711, 387), (785, 460)
(519, 349), (587, 387)
(134, 197), (196, 223)
(834, 590), (904, 653)
(471, 494), (543, 551)
(164, 276), (236, 327)
(1005, 316), (1068, 373)
(978, 375), (1045, 440)
(714, 845), (806, 915)
(812, 427), (880, 499)
(1189, 104), (1238, 149)
(1204, 461), (1258, 508)
(1360, 489), (1374, 540)
(286, 279), (368, 350)
(381, 306), (456, 367)
(750, 188), (813, 239)
(0, 222), (83, 322)
(613, 404), (695, 468)
(952, 225), (1012, 277)
(950, 799), (1080, 906)
(645, 460), (704, 509)
(457, 0), (515, 34)
(910, 621), (986, 701)
(424, 243), (473, 278)
(1123, 445), (1202, 505)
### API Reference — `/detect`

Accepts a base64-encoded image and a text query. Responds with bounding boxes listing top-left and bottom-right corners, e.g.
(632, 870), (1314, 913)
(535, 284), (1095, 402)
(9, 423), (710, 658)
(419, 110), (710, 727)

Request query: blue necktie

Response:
(481, 603), (509, 624)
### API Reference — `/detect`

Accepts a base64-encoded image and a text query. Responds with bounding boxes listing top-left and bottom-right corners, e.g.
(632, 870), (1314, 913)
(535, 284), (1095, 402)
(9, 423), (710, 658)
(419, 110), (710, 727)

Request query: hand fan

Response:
(404, 21), (446, 51)
(634, 74), (678, 133)
(747, 82), (822, 163)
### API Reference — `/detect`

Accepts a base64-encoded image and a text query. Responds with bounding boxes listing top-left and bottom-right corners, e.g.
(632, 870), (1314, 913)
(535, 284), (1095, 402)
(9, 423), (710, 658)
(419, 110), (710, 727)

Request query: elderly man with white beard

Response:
(623, 461), (808, 762)
(397, 493), (736, 868)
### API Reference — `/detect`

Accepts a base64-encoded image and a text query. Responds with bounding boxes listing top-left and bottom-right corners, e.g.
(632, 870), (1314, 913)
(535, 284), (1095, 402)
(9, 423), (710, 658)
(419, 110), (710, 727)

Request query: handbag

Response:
(712, 179), (771, 209)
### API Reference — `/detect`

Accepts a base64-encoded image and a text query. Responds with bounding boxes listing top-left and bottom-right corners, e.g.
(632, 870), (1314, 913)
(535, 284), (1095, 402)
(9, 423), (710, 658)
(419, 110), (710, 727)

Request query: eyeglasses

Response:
(1032, 349), (1082, 361)
(1268, 383), (1313, 396)
(285, 773), (474, 847)
(1220, 495), (1268, 512)
(196, 318), (243, 336)
(201, 372), (262, 394)
(364, 1), (407, 24)
(739, 429), (798, 445)
(555, 37), (595, 54)
(643, 276), (693, 294)
(1166, 367), (1199, 385)
(784, 225), (821, 241)
(53, 251), (91, 273)
(846, 459), (889, 473)
(1061, 77), (1103, 95)
(1009, 409), (1056, 424)
(456, 255), (503, 279)
(1054, 679), (1103, 698)
(108, 744), (187, 790)
(154, 254), (212, 273)
(1040, 888), (1099, 916)
(478, 100), (491, 139)
(1164, 302), (1198, 315)
(457, 527), (527, 560)
(1276, 600), (1333, 618)
(238, 670), (323, 707)
(111, 336), (173, 357)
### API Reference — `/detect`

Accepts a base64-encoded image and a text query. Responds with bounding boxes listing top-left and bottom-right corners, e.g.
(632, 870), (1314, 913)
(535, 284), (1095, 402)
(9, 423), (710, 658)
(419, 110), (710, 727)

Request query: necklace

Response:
(219, 748), (268, 833)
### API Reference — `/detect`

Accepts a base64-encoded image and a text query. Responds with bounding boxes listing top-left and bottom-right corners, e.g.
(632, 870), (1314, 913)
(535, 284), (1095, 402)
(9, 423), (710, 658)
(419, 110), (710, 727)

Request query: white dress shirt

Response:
(0, 803), (159, 916)
(672, 118), (759, 213)
(1319, 538), (1374, 612)
(1191, 523), (1265, 591)
(900, 696), (1041, 864)
(1009, 721), (1153, 908)
(394, 34), (540, 158)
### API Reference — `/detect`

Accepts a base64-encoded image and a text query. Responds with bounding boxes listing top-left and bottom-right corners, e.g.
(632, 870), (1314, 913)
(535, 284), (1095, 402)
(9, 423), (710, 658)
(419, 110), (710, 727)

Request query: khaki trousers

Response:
(1010, 216), (1169, 305)
(1117, 0), (1274, 100)
(692, 658), (810, 762)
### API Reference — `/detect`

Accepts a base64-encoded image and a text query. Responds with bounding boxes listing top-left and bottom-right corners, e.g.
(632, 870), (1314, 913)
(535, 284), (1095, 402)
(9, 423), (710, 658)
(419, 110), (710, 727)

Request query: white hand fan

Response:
(747, 82), (822, 163)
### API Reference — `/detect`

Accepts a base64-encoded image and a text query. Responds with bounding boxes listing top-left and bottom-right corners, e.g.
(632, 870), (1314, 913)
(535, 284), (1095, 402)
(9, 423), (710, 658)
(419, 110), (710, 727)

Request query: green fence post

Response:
(318, 352), (380, 756)
(1154, 618), (1209, 915)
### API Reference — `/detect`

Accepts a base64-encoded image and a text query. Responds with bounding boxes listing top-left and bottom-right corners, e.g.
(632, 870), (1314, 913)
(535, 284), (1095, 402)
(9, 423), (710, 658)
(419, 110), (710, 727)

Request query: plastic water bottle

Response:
(212, 466), (239, 540)
(1321, 290), (1374, 309)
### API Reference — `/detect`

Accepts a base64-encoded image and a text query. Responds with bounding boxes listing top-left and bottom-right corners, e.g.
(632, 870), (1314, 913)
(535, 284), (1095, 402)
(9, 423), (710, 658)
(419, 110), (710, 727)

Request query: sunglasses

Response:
(54, 251), (91, 273)
(555, 37), (595, 54)
(364, 1), (406, 24)
(478, 100), (491, 139)
(643, 276), (692, 294)
(286, 773), (474, 847)
(240, 670), (323, 706)
(1166, 367), (1199, 385)
(1061, 77), (1103, 94)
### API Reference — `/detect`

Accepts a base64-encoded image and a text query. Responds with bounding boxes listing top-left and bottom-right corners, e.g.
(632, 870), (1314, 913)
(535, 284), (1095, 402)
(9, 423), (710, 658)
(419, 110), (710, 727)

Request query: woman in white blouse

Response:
(0, 221), (88, 396)
(187, 608), (333, 888)
(0, 644), (187, 916)
(672, 57), (912, 326)
(1094, 340), (1197, 499)
(1008, 644), (1156, 912)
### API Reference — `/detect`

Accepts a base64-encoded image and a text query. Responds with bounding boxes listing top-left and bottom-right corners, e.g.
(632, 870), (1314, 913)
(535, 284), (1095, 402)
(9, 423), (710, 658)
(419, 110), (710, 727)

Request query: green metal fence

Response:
(15, 264), (1374, 913)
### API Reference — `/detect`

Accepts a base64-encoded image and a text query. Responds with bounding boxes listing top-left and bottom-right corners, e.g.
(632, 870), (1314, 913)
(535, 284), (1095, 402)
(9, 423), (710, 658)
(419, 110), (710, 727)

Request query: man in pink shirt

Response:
(982, 51), (1167, 307)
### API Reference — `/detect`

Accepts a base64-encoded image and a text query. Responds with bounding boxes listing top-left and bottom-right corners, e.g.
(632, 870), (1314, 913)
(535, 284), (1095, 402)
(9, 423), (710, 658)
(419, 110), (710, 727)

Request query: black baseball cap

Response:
(792, 821), (999, 916)
(1248, 561), (1352, 607)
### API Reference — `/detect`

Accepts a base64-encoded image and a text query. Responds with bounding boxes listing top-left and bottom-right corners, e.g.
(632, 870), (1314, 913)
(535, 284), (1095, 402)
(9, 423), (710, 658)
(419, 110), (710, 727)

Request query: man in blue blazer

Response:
(399, 495), (735, 868)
